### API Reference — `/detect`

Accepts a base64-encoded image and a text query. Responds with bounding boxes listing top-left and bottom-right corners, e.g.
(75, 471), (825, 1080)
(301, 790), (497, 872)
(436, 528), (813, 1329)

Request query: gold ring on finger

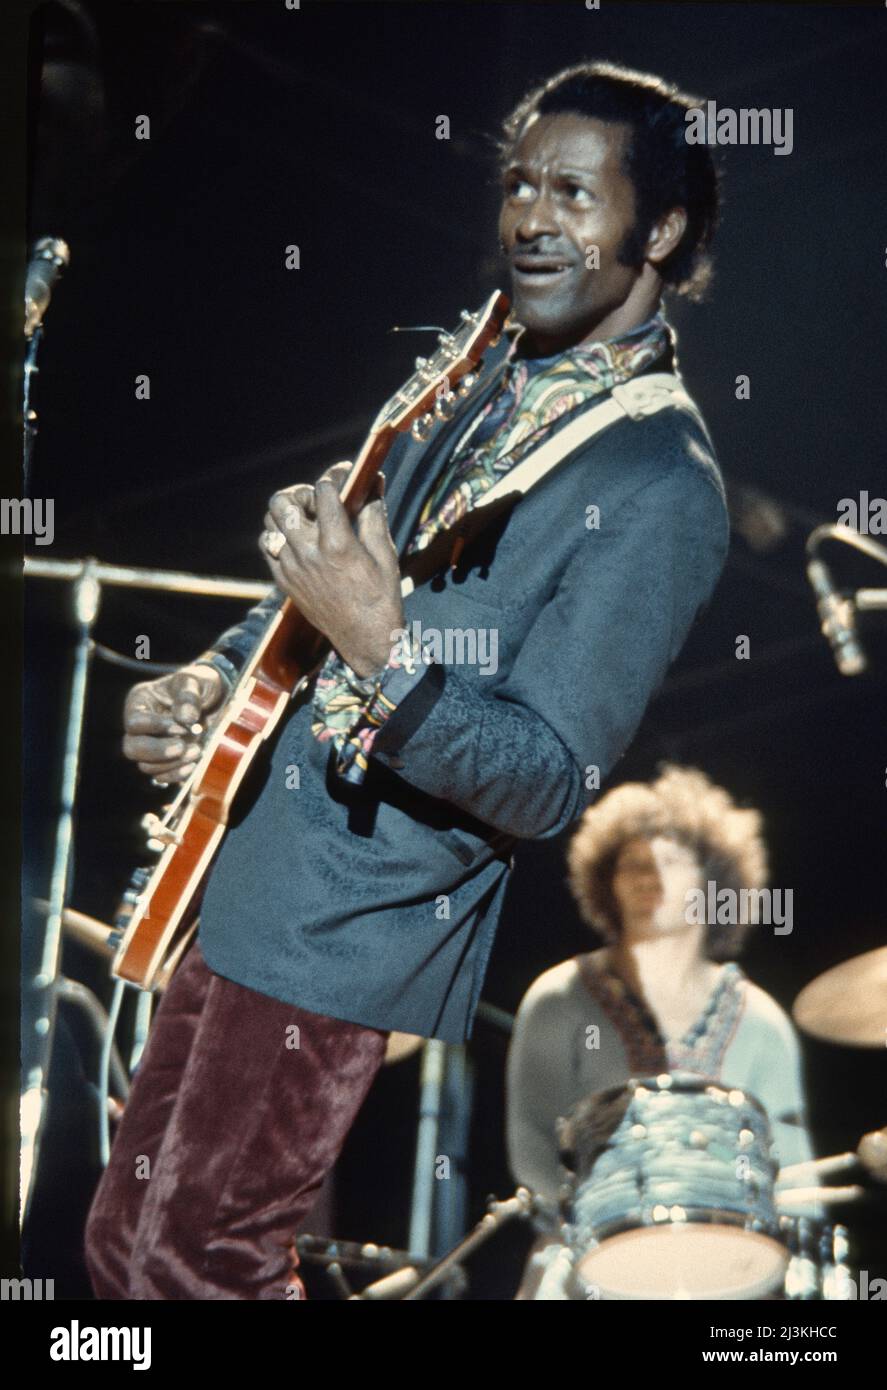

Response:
(263, 529), (287, 558)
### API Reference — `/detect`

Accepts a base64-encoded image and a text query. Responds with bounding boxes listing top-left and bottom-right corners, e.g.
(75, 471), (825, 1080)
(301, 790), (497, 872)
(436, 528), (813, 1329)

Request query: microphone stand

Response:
(400, 1188), (535, 1300)
(20, 557), (272, 1226)
(806, 524), (887, 605)
(805, 524), (887, 677)
(20, 563), (100, 1227)
(23, 235), (70, 497)
(23, 326), (41, 497)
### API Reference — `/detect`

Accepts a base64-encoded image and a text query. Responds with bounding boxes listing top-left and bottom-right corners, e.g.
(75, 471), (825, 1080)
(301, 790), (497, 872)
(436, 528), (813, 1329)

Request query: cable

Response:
(92, 641), (179, 675)
(98, 978), (126, 1168)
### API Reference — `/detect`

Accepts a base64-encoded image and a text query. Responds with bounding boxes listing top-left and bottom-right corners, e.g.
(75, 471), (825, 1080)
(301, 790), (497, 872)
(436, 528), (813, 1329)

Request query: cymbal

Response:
(793, 945), (887, 1047)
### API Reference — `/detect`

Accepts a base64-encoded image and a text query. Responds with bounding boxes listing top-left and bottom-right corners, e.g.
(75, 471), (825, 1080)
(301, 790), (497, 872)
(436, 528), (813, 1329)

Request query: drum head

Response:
(577, 1224), (787, 1301)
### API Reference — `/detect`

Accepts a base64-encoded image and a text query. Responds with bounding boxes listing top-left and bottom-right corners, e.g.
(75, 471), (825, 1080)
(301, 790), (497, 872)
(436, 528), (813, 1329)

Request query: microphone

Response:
(806, 555), (867, 676)
(25, 237), (70, 338)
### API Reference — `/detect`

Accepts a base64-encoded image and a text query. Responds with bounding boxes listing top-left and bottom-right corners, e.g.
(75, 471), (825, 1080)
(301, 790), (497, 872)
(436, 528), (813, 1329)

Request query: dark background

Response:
(20, 0), (887, 1299)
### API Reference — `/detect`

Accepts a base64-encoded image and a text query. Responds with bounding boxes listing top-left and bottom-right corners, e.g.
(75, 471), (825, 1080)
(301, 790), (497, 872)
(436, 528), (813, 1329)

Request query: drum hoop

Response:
(571, 1205), (784, 1249)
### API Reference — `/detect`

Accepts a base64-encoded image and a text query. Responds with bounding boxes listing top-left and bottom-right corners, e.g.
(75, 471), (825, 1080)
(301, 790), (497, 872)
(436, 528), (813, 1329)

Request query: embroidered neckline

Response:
(575, 954), (666, 1075)
(668, 962), (745, 1075)
(575, 955), (746, 1078)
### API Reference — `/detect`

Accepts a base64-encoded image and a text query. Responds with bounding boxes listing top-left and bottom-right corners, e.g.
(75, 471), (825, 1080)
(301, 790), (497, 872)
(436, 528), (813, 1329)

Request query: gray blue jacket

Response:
(196, 331), (730, 1041)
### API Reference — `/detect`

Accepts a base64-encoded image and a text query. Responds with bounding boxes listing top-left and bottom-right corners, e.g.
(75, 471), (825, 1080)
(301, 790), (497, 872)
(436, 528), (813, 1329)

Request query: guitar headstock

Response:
(373, 289), (510, 443)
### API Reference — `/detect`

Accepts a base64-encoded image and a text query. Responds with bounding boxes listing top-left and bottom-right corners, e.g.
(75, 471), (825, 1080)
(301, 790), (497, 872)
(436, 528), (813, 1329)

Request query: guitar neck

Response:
(111, 293), (510, 992)
(223, 290), (510, 698)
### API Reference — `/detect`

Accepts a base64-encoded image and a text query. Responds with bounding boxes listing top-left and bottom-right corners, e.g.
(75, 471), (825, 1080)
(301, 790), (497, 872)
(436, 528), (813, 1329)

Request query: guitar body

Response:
(111, 291), (510, 989)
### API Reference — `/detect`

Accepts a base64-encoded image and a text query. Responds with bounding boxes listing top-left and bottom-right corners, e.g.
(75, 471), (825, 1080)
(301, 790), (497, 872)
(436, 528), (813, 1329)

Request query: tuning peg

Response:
(434, 392), (456, 420)
(414, 356), (428, 370)
(411, 413), (435, 442)
(457, 373), (477, 397)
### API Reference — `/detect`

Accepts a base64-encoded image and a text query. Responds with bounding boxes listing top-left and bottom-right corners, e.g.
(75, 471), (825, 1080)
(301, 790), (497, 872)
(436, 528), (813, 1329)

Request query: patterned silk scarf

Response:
(406, 310), (671, 556)
(310, 311), (672, 754)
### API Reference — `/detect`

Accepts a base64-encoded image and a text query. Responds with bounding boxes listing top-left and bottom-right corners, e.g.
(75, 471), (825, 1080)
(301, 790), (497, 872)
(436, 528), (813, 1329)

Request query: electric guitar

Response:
(110, 290), (510, 989)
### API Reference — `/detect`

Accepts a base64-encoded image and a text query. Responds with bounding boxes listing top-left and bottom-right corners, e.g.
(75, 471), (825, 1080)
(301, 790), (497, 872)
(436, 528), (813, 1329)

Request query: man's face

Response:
(498, 112), (646, 355)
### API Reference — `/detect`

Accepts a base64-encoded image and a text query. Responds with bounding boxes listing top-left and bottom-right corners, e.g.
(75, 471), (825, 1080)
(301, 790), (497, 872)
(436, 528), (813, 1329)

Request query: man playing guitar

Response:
(85, 60), (729, 1300)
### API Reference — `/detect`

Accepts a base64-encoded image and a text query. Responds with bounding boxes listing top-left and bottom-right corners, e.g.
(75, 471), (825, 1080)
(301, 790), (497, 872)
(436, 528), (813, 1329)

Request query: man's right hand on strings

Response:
(122, 664), (225, 784)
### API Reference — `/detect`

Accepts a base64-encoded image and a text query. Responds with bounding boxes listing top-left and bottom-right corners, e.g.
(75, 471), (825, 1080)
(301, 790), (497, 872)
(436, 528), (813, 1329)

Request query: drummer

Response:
(505, 764), (817, 1298)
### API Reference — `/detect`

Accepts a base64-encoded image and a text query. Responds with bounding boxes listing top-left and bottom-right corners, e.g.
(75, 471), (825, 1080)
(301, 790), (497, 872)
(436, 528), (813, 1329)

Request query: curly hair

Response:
(498, 59), (722, 301)
(566, 765), (768, 960)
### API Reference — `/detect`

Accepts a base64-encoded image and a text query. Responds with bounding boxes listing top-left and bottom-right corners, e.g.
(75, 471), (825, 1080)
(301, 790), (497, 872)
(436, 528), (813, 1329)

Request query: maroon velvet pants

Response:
(84, 938), (389, 1300)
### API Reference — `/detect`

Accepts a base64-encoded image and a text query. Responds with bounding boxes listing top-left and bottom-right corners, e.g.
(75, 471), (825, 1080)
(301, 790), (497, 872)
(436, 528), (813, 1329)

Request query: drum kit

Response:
(539, 947), (887, 1301)
(286, 946), (886, 1301)
(556, 1073), (860, 1301)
